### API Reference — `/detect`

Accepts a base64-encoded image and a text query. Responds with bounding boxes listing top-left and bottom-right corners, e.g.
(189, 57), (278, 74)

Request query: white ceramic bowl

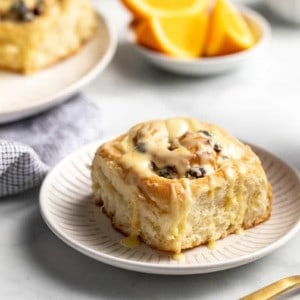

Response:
(266, 0), (300, 25)
(128, 7), (271, 76)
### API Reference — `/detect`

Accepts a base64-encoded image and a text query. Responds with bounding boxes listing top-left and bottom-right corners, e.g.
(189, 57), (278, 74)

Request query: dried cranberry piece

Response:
(188, 167), (206, 178)
(158, 166), (177, 179)
(135, 142), (147, 153)
(33, 0), (44, 16)
(214, 144), (222, 152)
(198, 130), (212, 137)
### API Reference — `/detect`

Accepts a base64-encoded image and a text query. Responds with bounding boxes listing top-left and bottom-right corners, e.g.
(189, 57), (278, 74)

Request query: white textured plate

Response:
(40, 140), (300, 275)
(128, 7), (271, 76)
(0, 13), (116, 124)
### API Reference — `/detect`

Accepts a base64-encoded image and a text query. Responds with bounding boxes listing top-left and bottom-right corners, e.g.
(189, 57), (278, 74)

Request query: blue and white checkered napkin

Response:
(0, 94), (103, 197)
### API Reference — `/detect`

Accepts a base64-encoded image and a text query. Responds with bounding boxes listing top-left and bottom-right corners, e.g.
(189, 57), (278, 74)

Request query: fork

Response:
(240, 275), (300, 300)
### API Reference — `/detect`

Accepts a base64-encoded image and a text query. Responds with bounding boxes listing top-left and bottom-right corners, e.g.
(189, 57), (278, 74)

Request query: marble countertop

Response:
(1, 1), (299, 299)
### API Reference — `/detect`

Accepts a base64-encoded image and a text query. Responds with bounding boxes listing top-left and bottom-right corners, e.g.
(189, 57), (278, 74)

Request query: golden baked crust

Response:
(0, 0), (97, 74)
(91, 117), (272, 253)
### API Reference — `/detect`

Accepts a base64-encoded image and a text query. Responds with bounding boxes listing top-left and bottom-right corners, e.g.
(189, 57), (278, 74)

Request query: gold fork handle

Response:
(240, 276), (300, 300)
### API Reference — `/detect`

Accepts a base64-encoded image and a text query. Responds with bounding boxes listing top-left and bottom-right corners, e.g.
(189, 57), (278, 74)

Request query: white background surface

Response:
(1, 0), (300, 299)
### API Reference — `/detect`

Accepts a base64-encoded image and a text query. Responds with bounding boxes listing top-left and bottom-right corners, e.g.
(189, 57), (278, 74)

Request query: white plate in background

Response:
(40, 139), (300, 275)
(0, 12), (117, 124)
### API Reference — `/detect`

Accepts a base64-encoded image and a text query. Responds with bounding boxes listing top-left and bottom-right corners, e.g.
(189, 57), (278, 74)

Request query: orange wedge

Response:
(121, 0), (207, 18)
(133, 3), (211, 58)
(205, 0), (255, 56)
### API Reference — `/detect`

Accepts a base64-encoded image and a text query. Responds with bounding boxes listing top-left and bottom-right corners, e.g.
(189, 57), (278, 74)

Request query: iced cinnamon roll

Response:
(91, 117), (272, 253)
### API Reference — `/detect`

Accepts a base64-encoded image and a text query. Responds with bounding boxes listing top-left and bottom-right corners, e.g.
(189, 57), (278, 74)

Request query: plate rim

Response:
(39, 139), (300, 275)
(0, 11), (117, 124)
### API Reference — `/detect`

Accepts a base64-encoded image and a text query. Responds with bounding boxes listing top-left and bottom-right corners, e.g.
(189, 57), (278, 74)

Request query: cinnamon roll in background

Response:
(0, 0), (97, 74)
(91, 117), (272, 254)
